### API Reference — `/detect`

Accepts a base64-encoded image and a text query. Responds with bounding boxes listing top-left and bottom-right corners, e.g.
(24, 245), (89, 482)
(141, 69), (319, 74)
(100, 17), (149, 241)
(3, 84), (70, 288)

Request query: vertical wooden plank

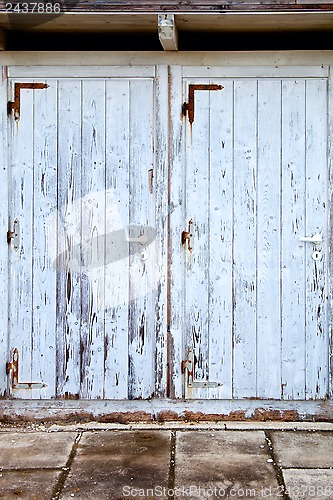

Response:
(328, 70), (333, 400)
(184, 86), (210, 397)
(128, 78), (155, 399)
(8, 81), (34, 399)
(169, 65), (184, 398)
(233, 79), (257, 398)
(104, 79), (130, 399)
(154, 65), (169, 397)
(56, 80), (82, 398)
(32, 80), (57, 398)
(281, 79), (306, 400)
(80, 80), (106, 399)
(0, 67), (9, 397)
(208, 81), (234, 399)
(179, 82), (210, 398)
(305, 79), (329, 399)
(256, 80), (282, 398)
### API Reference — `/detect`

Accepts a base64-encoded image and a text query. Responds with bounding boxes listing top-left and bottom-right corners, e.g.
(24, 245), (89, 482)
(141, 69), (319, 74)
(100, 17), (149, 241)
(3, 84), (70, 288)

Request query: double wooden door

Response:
(3, 65), (330, 401)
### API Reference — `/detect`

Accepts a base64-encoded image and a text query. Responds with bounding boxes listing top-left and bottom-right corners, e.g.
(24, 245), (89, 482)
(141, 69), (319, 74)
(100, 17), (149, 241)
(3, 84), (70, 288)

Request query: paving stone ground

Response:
(174, 431), (280, 499)
(61, 431), (171, 499)
(0, 425), (332, 500)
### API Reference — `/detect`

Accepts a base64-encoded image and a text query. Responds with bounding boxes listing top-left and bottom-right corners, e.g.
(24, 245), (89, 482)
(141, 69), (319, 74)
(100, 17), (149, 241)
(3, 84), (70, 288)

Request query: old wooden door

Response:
(3, 63), (331, 404)
(170, 67), (330, 400)
(6, 67), (167, 399)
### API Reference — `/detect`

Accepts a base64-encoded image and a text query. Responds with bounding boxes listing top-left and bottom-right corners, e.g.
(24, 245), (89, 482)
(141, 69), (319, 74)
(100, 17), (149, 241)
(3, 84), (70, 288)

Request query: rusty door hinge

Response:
(182, 84), (223, 124)
(8, 82), (49, 120)
(6, 348), (48, 390)
(182, 349), (222, 389)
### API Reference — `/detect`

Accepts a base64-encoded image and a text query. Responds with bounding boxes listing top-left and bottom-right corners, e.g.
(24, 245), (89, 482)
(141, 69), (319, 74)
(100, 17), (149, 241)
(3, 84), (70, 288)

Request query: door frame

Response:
(0, 51), (333, 420)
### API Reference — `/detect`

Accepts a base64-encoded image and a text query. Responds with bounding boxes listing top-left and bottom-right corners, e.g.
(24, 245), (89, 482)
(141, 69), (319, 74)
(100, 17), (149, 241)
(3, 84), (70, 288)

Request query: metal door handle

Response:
(300, 234), (322, 245)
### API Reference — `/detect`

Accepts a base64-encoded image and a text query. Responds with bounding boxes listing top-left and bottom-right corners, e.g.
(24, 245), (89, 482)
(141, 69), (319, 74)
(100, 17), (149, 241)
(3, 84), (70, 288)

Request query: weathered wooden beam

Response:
(1, 1), (333, 12)
(298, 0), (333, 3)
(158, 14), (178, 51)
(0, 29), (6, 51)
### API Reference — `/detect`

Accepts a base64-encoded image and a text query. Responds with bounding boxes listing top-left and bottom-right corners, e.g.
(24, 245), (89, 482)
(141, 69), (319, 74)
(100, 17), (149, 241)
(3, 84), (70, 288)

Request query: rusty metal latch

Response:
(182, 84), (224, 124)
(181, 219), (193, 251)
(8, 82), (49, 120)
(6, 348), (48, 390)
(182, 219), (194, 268)
(182, 350), (223, 389)
(7, 218), (20, 251)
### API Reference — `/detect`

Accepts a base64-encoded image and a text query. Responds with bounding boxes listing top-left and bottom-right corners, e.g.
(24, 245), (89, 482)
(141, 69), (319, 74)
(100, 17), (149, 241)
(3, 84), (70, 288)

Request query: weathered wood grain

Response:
(328, 73), (333, 400)
(56, 80), (82, 398)
(31, 79), (57, 399)
(128, 79), (155, 399)
(3, 55), (331, 73)
(169, 65), (185, 398)
(0, 67), (8, 397)
(80, 80), (106, 399)
(256, 80), (281, 399)
(304, 79), (328, 399)
(9, 82), (35, 399)
(232, 79), (258, 398)
(184, 85), (210, 396)
(172, 68), (329, 401)
(1, 1), (330, 12)
(3, 62), (330, 404)
(2, 12), (333, 36)
(208, 81), (234, 399)
(281, 79), (306, 400)
(104, 79), (130, 399)
(154, 65), (169, 397)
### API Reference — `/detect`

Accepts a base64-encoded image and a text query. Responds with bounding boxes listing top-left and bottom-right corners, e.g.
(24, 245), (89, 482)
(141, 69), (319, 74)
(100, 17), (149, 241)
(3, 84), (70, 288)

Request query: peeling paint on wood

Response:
(170, 68), (330, 402)
(6, 71), (163, 401)
(2, 63), (331, 408)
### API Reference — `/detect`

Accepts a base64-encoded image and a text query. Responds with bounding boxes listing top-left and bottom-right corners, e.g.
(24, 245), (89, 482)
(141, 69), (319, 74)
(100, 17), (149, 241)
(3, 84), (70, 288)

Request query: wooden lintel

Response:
(158, 14), (178, 52)
(0, 29), (6, 51)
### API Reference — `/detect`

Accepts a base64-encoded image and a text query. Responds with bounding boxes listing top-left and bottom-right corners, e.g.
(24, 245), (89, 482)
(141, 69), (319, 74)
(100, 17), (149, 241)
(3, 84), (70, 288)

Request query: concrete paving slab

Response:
(174, 431), (280, 500)
(270, 431), (333, 468)
(224, 422), (333, 431)
(60, 430), (171, 499)
(282, 469), (333, 500)
(0, 469), (60, 499)
(47, 421), (333, 432)
(0, 432), (76, 469)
